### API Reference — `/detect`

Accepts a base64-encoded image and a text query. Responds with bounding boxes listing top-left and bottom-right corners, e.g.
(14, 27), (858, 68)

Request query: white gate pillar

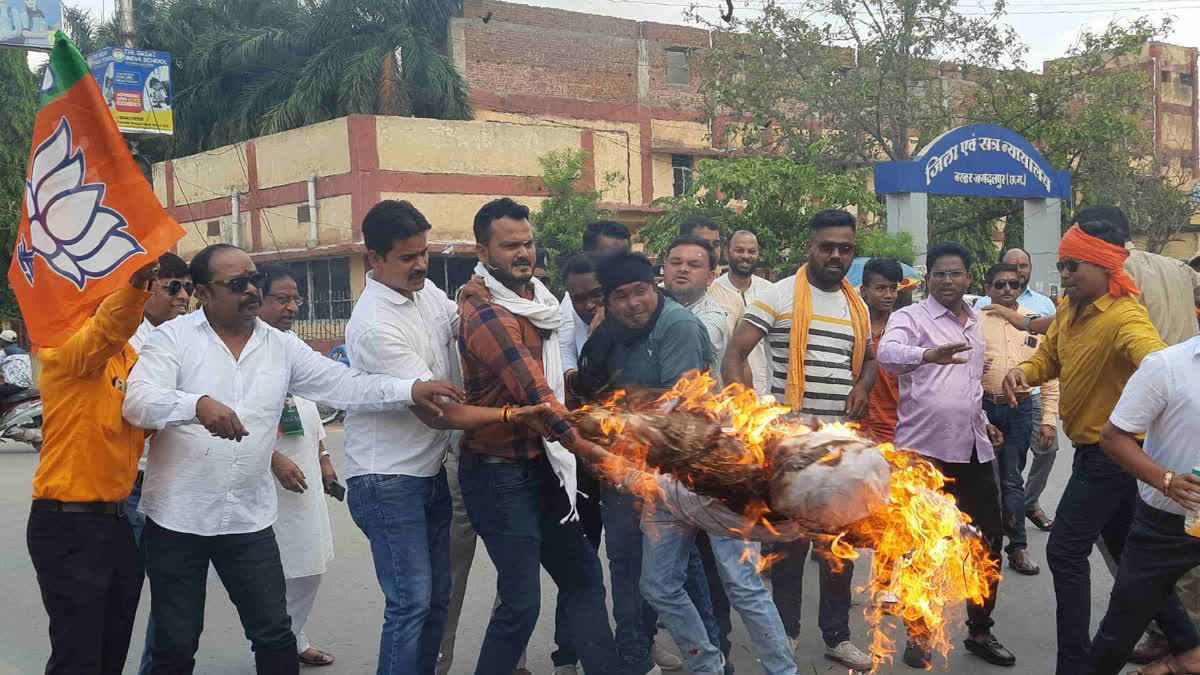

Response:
(1023, 198), (1062, 295)
(885, 192), (929, 269)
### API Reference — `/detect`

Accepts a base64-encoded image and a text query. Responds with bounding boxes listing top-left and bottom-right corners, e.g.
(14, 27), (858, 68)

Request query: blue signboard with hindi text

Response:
(874, 124), (1071, 200)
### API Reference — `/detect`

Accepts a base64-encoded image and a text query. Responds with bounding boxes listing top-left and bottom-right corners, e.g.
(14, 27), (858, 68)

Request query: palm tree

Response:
(67, 0), (471, 157)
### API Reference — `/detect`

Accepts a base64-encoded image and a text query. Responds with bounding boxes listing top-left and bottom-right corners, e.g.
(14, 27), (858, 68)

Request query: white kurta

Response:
(274, 395), (334, 579)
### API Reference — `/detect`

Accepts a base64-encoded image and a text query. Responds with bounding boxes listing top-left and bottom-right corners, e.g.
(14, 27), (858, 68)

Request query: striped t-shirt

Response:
(744, 276), (866, 421)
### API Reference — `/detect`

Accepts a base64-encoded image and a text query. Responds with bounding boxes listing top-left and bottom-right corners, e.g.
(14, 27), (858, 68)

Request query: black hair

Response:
(257, 263), (295, 295)
(562, 253), (597, 281)
(157, 252), (189, 280)
(665, 234), (717, 270)
(862, 258), (903, 285)
(1077, 219), (1127, 247)
(810, 209), (856, 231)
(985, 262), (1020, 284)
(1074, 205), (1130, 243)
(362, 200), (432, 256)
(189, 243), (241, 285)
(583, 220), (632, 251)
(926, 241), (972, 271)
(679, 215), (720, 237)
(598, 252), (656, 297)
(473, 198), (530, 244)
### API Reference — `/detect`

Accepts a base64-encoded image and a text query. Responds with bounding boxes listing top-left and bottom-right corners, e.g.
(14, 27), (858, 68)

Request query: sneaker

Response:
(652, 637), (683, 671)
(963, 632), (1016, 667)
(825, 640), (874, 671)
(552, 666), (579, 675)
(903, 640), (931, 669)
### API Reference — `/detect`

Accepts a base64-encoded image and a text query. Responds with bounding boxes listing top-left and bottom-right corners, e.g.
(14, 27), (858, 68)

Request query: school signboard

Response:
(87, 46), (173, 136)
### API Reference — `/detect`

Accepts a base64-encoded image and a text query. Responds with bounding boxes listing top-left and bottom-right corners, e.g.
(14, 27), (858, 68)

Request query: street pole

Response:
(119, 0), (135, 47)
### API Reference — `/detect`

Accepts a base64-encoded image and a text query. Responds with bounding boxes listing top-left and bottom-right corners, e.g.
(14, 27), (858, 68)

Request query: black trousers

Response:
(143, 519), (297, 675)
(1048, 444), (1195, 675)
(928, 447), (1003, 635)
(1085, 500), (1200, 674)
(26, 507), (143, 675)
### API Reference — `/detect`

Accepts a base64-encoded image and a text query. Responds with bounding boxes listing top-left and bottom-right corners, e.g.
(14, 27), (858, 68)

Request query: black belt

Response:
(984, 391), (1030, 405)
(31, 499), (125, 516)
(477, 454), (537, 465)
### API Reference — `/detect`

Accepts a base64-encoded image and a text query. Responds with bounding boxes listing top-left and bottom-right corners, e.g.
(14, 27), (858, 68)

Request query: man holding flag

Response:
(15, 33), (186, 675)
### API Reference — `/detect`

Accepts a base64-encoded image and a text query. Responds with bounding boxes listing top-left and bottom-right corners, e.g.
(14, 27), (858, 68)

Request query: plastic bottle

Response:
(1185, 467), (1200, 537)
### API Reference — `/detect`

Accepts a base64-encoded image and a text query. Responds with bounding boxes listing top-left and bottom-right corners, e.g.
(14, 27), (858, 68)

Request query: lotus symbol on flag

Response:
(16, 117), (144, 289)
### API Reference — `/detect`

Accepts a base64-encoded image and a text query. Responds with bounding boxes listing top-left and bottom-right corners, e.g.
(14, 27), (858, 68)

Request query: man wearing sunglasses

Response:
(121, 251), (193, 675)
(1002, 219), (1196, 675)
(121, 243), (463, 675)
(979, 262), (1059, 577)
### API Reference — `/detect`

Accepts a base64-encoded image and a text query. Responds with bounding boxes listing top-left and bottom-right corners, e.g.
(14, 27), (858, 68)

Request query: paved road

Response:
(0, 428), (1121, 674)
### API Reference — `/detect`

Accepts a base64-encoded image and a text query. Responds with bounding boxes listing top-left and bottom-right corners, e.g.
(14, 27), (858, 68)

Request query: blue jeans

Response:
(985, 397), (1035, 553)
(348, 470), (452, 675)
(640, 509), (795, 675)
(458, 454), (622, 675)
(124, 473), (157, 675)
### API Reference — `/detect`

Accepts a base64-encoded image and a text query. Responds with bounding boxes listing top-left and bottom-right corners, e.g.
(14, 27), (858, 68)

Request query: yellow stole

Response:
(785, 264), (871, 411)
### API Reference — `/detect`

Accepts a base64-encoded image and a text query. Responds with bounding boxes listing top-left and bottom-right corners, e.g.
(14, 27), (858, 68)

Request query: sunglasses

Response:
(991, 280), (1021, 290)
(157, 280), (195, 296)
(1056, 258), (1083, 274)
(206, 271), (268, 294)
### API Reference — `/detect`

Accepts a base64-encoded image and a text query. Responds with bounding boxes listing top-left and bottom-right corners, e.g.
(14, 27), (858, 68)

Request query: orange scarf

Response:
(1059, 224), (1140, 298)
(785, 264), (871, 411)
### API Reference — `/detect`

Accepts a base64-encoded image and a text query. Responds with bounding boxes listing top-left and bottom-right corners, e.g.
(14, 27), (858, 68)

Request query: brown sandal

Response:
(298, 647), (335, 666)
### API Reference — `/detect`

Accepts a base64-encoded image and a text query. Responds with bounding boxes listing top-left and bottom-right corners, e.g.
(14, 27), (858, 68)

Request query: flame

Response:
(576, 372), (999, 671)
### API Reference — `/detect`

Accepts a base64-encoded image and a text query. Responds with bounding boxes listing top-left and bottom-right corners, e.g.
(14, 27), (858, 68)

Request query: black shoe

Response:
(1008, 548), (1041, 575)
(903, 640), (931, 669)
(1026, 509), (1053, 531)
(964, 632), (1016, 667)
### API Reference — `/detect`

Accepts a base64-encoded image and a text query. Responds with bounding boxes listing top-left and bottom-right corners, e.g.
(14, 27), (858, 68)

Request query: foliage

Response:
(528, 149), (619, 292)
(0, 49), (37, 318)
(642, 154), (880, 274)
(856, 228), (915, 265)
(694, 0), (1183, 255)
(65, 0), (470, 159)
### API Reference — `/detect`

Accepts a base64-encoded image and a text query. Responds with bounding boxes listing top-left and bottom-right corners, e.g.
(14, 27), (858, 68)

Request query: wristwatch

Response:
(1163, 470), (1176, 495)
(319, 450), (331, 459)
(1023, 313), (1041, 333)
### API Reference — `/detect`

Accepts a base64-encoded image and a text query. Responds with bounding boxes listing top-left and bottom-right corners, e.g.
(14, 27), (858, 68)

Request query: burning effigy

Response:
(568, 371), (1001, 670)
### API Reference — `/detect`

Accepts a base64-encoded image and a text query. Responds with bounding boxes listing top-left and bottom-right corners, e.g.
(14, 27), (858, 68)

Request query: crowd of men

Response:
(23, 195), (1200, 675)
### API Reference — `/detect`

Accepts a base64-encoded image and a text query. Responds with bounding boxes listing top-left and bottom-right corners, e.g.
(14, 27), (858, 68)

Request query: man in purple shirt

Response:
(878, 242), (1013, 669)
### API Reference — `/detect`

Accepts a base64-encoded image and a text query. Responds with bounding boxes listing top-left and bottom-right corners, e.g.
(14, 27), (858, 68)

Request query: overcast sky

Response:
(65, 0), (1200, 72)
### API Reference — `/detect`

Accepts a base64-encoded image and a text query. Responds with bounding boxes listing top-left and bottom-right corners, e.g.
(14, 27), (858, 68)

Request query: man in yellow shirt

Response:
(26, 261), (158, 675)
(1003, 218), (1193, 675)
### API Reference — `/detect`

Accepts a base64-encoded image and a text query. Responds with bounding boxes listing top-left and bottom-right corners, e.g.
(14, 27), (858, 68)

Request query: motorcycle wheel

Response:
(317, 404), (342, 426)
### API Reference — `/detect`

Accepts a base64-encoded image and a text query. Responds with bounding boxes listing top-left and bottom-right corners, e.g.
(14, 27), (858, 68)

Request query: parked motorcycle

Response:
(316, 345), (349, 425)
(0, 388), (42, 451)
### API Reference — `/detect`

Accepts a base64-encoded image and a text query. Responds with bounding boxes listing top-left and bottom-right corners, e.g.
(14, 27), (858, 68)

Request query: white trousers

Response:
(286, 573), (322, 653)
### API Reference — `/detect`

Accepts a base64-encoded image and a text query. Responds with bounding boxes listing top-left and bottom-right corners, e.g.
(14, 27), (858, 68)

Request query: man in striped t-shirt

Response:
(721, 209), (875, 672)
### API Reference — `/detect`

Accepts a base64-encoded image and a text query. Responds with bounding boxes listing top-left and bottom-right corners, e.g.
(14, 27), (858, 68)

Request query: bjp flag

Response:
(8, 32), (184, 349)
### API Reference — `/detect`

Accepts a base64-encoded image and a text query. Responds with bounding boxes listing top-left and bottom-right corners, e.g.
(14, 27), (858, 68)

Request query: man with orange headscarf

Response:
(1004, 218), (1197, 675)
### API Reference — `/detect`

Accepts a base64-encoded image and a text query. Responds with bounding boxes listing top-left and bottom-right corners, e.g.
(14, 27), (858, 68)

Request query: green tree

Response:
(856, 228), (915, 265)
(0, 48), (37, 318)
(65, 0), (471, 158)
(528, 149), (620, 292)
(641, 153), (880, 274)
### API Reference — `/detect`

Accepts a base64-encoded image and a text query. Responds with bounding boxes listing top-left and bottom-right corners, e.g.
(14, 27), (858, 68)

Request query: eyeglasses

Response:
(157, 280), (195, 296)
(267, 294), (305, 308)
(929, 270), (967, 281)
(206, 271), (268, 294)
(991, 280), (1022, 290)
(1056, 258), (1083, 274)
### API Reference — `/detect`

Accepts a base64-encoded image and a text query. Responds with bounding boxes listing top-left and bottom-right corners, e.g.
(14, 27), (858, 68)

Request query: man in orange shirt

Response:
(860, 258), (902, 444)
(26, 261), (159, 675)
(981, 263), (1059, 577)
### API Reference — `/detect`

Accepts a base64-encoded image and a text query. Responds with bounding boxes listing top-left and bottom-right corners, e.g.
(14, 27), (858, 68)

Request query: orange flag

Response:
(9, 32), (185, 349)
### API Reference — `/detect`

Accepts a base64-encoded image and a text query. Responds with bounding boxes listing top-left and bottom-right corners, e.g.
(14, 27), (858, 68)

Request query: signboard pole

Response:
(885, 192), (929, 268)
(1024, 197), (1062, 296)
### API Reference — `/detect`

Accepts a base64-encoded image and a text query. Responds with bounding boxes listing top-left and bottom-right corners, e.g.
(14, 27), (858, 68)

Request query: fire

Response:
(574, 372), (999, 670)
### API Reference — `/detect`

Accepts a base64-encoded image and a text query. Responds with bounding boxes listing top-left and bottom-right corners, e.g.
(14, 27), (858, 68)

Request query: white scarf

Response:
(473, 262), (579, 522)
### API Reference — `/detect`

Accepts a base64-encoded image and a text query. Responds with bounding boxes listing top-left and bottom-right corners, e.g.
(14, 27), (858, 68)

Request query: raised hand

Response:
(922, 342), (971, 365)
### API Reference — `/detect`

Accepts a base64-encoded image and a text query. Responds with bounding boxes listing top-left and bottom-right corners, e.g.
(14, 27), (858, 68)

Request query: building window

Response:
(283, 257), (352, 321)
(296, 205), (311, 223)
(206, 220), (221, 237)
(666, 48), (690, 85)
(672, 154), (694, 196)
(1182, 72), (1195, 87)
(1162, 70), (1172, 84)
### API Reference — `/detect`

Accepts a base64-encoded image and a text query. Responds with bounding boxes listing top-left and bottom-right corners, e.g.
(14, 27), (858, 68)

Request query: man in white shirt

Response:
(709, 230), (772, 395)
(344, 201), (554, 675)
(1087, 337), (1200, 674)
(122, 243), (462, 675)
(256, 264), (338, 668)
(662, 234), (728, 370)
(123, 251), (192, 675)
